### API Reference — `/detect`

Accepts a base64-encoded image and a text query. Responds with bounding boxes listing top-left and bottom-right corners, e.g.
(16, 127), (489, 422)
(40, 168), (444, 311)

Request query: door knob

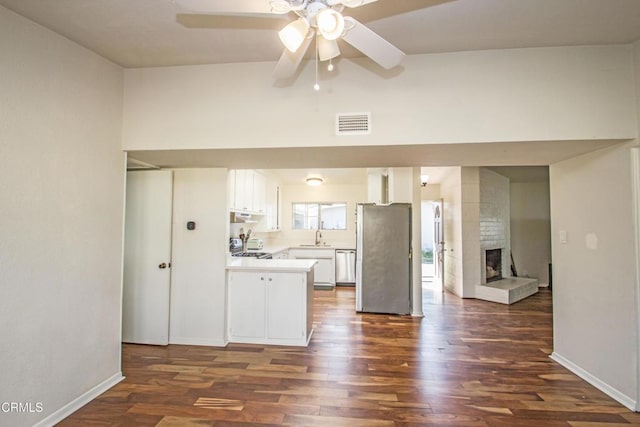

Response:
(158, 262), (167, 269)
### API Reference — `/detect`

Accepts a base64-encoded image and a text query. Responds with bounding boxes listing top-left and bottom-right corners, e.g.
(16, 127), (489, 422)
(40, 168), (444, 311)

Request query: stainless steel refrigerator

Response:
(356, 203), (412, 314)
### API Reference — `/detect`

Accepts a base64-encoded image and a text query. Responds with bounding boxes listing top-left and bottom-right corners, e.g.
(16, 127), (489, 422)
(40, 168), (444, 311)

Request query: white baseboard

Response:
(550, 352), (637, 411)
(169, 336), (228, 347)
(34, 372), (124, 427)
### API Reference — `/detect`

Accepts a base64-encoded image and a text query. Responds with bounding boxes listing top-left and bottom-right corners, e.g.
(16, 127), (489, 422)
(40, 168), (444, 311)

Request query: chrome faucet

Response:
(315, 229), (322, 246)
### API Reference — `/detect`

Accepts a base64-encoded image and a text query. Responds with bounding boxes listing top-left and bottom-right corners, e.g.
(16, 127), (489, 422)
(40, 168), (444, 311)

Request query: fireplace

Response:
(485, 249), (503, 283)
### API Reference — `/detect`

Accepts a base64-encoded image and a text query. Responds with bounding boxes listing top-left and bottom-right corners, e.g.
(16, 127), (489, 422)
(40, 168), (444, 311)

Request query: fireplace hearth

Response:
(485, 249), (502, 283)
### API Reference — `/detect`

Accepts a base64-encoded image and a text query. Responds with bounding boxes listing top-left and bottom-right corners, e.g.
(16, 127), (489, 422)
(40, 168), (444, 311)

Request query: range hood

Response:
(230, 212), (258, 223)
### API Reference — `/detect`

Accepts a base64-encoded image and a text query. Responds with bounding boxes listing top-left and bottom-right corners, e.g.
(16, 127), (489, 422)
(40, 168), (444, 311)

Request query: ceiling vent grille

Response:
(336, 113), (371, 136)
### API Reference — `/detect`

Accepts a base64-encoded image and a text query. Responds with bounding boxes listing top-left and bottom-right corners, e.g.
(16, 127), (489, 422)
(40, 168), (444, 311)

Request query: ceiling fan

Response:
(174, 0), (405, 81)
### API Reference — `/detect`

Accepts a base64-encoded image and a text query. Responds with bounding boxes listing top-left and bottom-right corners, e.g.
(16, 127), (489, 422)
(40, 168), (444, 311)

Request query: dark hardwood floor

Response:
(59, 287), (640, 426)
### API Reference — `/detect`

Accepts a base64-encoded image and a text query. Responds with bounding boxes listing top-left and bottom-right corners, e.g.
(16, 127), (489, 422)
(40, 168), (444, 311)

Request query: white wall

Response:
(550, 141), (638, 409)
(440, 168), (463, 297)
(411, 168), (424, 316)
(169, 169), (228, 346)
(388, 167), (414, 203)
(420, 184), (441, 254)
(0, 6), (125, 426)
(637, 41), (640, 130)
(123, 45), (636, 150)
(421, 184), (441, 201)
(271, 183), (366, 248)
(461, 168), (481, 296)
(634, 38), (640, 413)
(510, 181), (551, 284)
(421, 201), (435, 253)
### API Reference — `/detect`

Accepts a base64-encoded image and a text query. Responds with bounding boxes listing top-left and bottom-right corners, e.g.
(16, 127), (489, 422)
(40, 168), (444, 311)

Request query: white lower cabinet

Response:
(288, 248), (336, 287)
(227, 269), (313, 346)
(272, 250), (289, 260)
(313, 258), (335, 285)
(228, 273), (266, 339)
(266, 273), (303, 340)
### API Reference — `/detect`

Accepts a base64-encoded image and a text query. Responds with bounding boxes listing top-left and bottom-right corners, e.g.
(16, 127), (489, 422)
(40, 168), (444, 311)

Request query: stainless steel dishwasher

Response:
(335, 249), (356, 285)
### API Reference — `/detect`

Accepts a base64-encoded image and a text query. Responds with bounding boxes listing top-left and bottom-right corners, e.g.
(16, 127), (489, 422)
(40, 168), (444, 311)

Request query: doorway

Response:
(421, 200), (444, 293)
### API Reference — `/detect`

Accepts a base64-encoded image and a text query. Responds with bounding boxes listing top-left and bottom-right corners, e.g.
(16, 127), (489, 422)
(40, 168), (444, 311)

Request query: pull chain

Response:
(314, 35), (320, 91)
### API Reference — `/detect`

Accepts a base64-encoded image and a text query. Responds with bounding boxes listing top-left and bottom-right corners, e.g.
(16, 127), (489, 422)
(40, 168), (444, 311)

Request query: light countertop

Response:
(244, 245), (355, 254)
(226, 258), (317, 272)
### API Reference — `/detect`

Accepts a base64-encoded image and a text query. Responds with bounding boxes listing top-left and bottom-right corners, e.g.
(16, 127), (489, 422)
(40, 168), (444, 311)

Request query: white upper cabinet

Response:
(233, 169), (253, 212)
(229, 170), (280, 230)
(252, 171), (266, 215)
(229, 169), (261, 213)
(264, 179), (280, 232)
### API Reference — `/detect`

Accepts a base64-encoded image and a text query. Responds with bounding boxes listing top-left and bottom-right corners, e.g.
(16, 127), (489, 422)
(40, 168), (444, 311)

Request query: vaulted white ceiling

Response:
(4, 0), (638, 172)
(1, 0), (639, 68)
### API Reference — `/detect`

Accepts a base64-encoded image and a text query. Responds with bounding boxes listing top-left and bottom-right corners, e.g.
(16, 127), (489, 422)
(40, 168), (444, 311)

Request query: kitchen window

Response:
(292, 203), (347, 230)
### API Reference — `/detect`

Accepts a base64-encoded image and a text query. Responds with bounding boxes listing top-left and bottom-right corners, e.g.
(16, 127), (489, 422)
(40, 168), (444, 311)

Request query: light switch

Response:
(559, 230), (567, 244)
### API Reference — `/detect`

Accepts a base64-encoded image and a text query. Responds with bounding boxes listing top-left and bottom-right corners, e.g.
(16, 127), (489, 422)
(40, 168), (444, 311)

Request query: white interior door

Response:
(123, 170), (173, 345)
(433, 200), (445, 292)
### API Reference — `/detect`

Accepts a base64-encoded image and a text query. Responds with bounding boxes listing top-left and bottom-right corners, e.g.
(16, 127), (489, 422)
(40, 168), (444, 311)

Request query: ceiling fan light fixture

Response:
(269, 0), (292, 14)
(316, 8), (345, 41)
(318, 36), (340, 61)
(279, 18), (310, 53)
(341, 0), (365, 7)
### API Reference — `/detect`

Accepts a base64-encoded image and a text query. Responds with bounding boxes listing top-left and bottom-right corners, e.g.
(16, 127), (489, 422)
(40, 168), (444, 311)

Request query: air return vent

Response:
(336, 113), (371, 135)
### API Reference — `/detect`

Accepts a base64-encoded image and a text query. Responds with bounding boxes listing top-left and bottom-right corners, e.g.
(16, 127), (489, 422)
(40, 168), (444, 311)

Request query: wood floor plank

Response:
(193, 397), (245, 410)
(282, 413), (395, 427)
(155, 416), (215, 427)
(59, 287), (637, 427)
(127, 402), (285, 424)
(568, 423), (640, 427)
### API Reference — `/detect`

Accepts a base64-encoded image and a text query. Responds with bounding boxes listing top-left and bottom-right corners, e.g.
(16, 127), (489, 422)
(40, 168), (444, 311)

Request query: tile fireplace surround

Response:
(475, 169), (538, 304)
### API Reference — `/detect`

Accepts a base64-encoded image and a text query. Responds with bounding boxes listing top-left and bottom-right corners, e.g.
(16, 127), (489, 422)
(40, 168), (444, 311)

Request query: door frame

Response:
(631, 146), (640, 410)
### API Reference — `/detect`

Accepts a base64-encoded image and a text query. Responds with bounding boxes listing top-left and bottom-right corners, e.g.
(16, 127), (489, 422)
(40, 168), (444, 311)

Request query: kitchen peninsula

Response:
(226, 258), (316, 347)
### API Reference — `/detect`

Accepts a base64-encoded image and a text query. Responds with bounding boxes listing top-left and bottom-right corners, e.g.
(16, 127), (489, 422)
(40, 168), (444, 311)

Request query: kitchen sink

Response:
(299, 244), (332, 247)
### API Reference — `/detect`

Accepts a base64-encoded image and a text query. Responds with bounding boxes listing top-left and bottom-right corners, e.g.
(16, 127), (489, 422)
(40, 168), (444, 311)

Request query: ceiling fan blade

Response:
(173, 0), (276, 15)
(273, 31), (314, 79)
(341, 0), (379, 8)
(341, 17), (405, 69)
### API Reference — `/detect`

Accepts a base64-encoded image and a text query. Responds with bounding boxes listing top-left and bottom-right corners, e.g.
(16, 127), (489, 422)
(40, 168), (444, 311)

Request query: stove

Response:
(232, 252), (272, 259)
(230, 238), (272, 259)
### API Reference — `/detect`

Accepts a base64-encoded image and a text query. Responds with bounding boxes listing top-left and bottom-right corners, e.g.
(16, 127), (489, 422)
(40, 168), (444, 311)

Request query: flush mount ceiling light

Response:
(306, 177), (324, 186)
